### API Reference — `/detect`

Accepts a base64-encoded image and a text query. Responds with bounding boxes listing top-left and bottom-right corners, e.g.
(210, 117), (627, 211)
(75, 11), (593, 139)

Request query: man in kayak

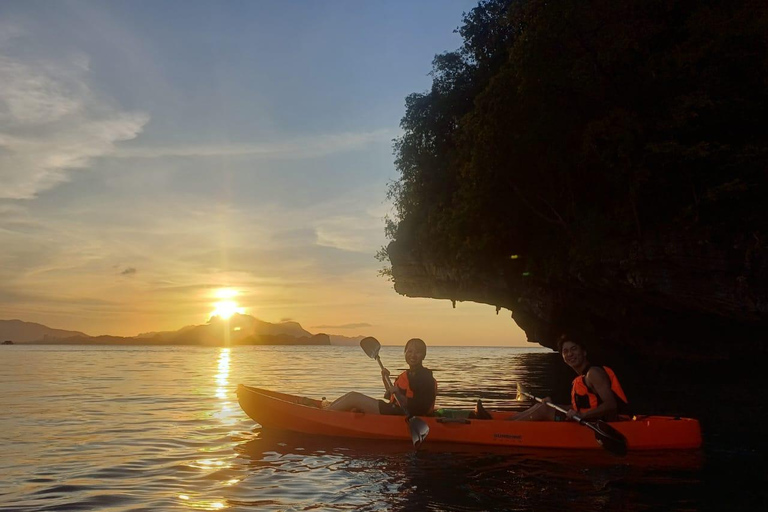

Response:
(327, 338), (437, 415)
(510, 334), (628, 422)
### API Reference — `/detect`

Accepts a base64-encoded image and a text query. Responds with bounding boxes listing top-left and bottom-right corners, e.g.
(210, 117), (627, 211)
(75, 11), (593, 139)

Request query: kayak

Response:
(236, 385), (702, 451)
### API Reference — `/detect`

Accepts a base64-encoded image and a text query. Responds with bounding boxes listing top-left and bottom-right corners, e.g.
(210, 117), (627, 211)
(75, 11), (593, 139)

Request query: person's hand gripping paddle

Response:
(360, 336), (429, 448)
(516, 383), (627, 456)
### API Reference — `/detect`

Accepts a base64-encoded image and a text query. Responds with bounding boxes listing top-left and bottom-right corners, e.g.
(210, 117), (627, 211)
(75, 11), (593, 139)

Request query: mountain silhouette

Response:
(0, 319), (87, 343)
(0, 315), (365, 346)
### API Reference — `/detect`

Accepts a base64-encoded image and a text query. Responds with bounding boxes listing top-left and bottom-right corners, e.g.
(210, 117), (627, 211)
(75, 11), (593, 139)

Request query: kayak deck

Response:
(237, 385), (702, 451)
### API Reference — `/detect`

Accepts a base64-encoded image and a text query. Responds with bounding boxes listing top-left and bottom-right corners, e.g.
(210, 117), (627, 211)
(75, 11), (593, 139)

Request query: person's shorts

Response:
(378, 400), (404, 416)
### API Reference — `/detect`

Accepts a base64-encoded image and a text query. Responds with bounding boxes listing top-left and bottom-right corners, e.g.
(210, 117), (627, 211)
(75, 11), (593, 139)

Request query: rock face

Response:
(388, 224), (767, 359)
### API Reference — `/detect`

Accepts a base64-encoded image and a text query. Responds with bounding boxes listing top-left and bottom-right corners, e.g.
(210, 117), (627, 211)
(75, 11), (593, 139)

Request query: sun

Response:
(210, 289), (245, 320)
(211, 301), (243, 319)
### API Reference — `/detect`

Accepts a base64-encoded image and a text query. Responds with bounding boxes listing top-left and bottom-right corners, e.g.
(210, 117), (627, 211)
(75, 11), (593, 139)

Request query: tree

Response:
(386, 0), (768, 284)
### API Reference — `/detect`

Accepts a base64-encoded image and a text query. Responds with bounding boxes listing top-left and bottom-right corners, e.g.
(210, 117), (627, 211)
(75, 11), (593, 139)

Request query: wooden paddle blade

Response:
(359, 337), (381, 360)
(588, 420), (628, 457)
(407, 416), (430, 448)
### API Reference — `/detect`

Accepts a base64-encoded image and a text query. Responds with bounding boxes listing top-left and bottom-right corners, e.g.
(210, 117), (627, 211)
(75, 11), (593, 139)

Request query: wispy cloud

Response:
(0, 26), (149, 199)
(112, 129), (394, 160)
(312, 189), (392, 253)
(312, 322), (372, 329)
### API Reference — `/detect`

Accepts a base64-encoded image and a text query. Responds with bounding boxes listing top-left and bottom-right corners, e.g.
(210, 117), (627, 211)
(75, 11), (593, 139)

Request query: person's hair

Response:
(556, 334), (586, 353)
(404, 338), (427, 355)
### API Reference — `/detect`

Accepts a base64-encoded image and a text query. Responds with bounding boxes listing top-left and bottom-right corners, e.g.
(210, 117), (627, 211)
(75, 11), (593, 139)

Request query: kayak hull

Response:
(236, 385), (702, 450)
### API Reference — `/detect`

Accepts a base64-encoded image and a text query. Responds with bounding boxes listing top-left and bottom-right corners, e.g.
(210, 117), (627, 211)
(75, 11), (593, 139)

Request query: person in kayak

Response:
(510, 334), (628, 422)
(327, 337), (437, 416)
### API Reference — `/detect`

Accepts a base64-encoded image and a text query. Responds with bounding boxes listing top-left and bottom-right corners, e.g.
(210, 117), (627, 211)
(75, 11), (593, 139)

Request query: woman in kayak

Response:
(327, 337), (437, 416)
(510, 334), (628, 422)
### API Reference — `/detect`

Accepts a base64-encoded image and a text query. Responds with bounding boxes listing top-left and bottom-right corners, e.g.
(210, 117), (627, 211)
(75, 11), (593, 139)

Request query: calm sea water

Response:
(1, 345), (765, 511)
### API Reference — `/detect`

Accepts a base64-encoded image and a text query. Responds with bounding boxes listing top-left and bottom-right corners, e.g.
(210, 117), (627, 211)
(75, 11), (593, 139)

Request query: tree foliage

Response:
(387, 0), (768, 280)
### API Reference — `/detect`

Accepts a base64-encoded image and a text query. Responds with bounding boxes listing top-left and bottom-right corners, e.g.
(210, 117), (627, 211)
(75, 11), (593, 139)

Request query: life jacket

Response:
(391, 368), (437, 413)
(571, 365), (628, 412)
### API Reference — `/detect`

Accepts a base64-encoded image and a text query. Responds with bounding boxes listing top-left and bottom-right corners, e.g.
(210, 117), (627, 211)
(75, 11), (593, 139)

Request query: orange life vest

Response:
(391, 369), (437, 414)
(571, 365), (628, 412)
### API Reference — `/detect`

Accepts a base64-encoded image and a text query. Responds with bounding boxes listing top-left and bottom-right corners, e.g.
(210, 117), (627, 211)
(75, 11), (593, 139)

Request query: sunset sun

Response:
(210, 289), (244, 320)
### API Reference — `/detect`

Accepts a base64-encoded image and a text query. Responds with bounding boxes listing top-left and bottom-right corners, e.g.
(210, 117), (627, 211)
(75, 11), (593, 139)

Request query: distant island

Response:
(0, 316), (366, 347)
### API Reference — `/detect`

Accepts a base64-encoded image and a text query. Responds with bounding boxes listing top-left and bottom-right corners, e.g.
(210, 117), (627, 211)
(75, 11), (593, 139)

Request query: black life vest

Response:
(391, 368), (437, 414)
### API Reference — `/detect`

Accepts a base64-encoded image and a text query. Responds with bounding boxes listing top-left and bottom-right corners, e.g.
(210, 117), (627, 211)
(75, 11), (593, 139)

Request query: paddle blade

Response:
(407, 416), (430, 448)
(588, 420), (628, 457)
(360, 336), (381, 360)
(515, 382), (529, 402)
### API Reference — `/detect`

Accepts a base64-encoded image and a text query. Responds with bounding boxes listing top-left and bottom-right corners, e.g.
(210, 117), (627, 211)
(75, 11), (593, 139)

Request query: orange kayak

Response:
(236, 385), (702, 450)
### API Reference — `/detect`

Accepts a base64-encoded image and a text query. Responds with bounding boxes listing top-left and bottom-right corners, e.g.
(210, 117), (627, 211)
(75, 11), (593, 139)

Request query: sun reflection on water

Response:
(215, 348), (230, 399)
(214, 348), (238, 425)
(178, 493), (227, 510)
(178, 348), (244, 510)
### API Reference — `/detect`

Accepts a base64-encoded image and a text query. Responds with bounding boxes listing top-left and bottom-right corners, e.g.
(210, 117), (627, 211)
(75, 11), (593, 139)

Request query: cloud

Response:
(0, 30), (149, 200)
(0, 202), (26, 216)
(0, 23), (25, 46)
(313, 198), (389, 253)
(312, 322), (372, 329)
(315, 216), (376, 253)
(120, 267), (137, 276)
(112, 129), (394, 160)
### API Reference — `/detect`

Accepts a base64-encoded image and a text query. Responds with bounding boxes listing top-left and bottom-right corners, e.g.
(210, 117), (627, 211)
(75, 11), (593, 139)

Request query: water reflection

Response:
(434, 349), (568, 409)
(178, 493), (227, 510)
(230, 347), (721, 512)
(236, 428), (705, 512)
(213, 348), (238, 426)
(180, 348), (239, 511)
(215, 348), (230, 400)
(3, 345), (759, 512)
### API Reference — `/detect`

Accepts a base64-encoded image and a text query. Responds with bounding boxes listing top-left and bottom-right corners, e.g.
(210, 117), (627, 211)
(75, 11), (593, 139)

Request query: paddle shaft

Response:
(519, 390), (628, 456)
(519, 390), (586, 422)
(374, 356), (393, 389)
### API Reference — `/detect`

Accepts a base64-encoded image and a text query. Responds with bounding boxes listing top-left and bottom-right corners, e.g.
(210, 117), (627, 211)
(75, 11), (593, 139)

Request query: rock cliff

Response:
(389, 224), (767, 359)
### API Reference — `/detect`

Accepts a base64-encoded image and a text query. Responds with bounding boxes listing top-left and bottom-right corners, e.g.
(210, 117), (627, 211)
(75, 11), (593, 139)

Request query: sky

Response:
(0, 0), (529, 346)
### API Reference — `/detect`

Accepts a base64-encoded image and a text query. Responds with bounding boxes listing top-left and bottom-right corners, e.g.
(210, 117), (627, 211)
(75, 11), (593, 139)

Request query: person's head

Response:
(404, 338), (427, 367)
(557, 334), (588, 369)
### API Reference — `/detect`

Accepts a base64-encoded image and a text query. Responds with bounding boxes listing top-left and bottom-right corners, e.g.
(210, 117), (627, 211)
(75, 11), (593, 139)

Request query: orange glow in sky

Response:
(0, 1), (529, 347)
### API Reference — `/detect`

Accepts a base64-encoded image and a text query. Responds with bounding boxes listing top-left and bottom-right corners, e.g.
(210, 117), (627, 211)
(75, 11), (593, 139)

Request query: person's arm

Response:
(567, 367), (617, 421)
(406, 369), (436, 415)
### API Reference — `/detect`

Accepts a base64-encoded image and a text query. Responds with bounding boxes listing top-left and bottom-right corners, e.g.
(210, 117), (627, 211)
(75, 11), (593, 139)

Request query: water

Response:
(0, 345), (765, 511)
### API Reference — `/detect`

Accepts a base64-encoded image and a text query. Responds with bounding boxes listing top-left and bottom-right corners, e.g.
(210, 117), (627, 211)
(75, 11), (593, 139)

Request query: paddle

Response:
(516, 383), (628, 456)
(360, 336), (429, 448)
